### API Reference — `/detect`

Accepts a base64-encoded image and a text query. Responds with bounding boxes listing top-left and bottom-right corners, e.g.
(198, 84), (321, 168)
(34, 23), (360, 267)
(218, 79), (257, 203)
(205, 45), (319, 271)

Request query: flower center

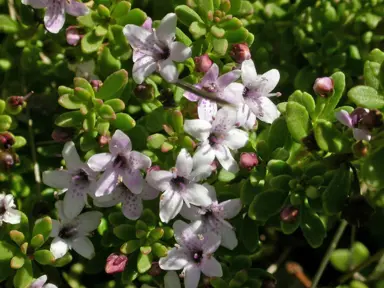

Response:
(208, 134), (221, 146)
(242, 87), (250, 98)
(58, 224), (78, 239)
(192, 250), (204, 263)
(113, 154), (127, 169)
(160, 47), (170, 60)
(0, 200), (6, 216)
(72, 169), (89, 185)
(171, 176), (187, 190)
(203, 82), (218, 93)
(350, 108), (368, 128)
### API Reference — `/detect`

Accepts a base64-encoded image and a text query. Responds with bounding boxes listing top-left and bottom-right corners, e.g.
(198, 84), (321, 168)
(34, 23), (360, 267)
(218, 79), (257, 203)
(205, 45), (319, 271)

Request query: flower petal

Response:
(55, 201), (68, 222)
(192, 142), (215, 168)
(44, 284), (58, 288)
(141, 182), (160, 200)
(184, 183), (212, 207)
(122, 170), (144, 195)
(77, 211), (103, 234)
(110, 130), (132, 155)
(71, 236), (95, 259)
(173, 220), (202, 246)
(219, 82), (245, 105)
(146, 170), (173, 192)
(223, 128), (249, 150)
(211, 107), (238, 133)
(142, 17), (153, 31)
(353, 128), (371, 141)
(201, 257), (222, 277)
(123, 24), (155, 50)
(184, 264), (201, 288)
(121, 191), (143, 220)
(87, 153), (113, 172)
(30, 275), (48, 288)
(200, 64), (219, 86)
(159, 58), (179, 83)
(63, 187), (86, 220)
(43, 170), (71, 189)
(220, 199), (242, 219)
(128, 151), (152, 170)
(188, 164), (213, 182)
(260, 69), (280, 94)
(245, 96), (280, 124)
(93, 168), (119, 197)
(159, 189), (184, 223)
(132, 56), (157, 84)
(202, 231), (221, 254)
(241, 59), (258, 89)
(62, 142), (82, 171)
(159, 247), (189, 270)
(176, 149), (193, 178)
(214, 144), (239, 173)
(180, 205), (201, 222)
(156, 13), (177, 44)
(170, 42), (192, 62)
(164, 271), (181, 288)
(203, 183), (217, 202)
(3, 209), (21, 224)
(65, 0), (89, 16)
(50, 237), (69, 259)
(218, 225), (238, 250)
(184, 119), (212, 141)
(216, 70), (241, 90)
(22, 0), (48, 8)
(44, 0), (65, 34)
(184, 85), (201, 102)
(335, 110), (353, 128)
(197, 99), (217, 123)
(236, 103), (257, 130)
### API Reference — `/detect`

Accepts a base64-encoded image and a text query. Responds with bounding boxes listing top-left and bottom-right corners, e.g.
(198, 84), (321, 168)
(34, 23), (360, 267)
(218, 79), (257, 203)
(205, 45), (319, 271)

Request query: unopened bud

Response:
(361, 109), (383, 130)
(51, 127), (74, 143)
(158, 88), (177, 108)
(99, 135), (110, 147)
(148, 262), (162, 277)
(352, 140), (369, 158)
(134, 84), (155, 101)
(147, 165), (161, 174)
(91, 80), (103, 92)
(105, 253), (128, 274)
(239, 152), (259, 170)
(342, 195), (374, 227)
(194, 54), (213, 73)
(313, 77), (334, 97)
(207, 11), (214, 21)
(230, 43), (251, 64)
(280, 206), (299, 223)
(66, 26), (82, 46)
(0, 132), (14, 149)
(0, 150), (17, 170)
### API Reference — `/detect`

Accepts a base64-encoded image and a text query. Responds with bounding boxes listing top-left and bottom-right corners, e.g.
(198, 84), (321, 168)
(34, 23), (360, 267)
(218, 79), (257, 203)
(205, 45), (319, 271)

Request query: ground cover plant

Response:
(1, 0), (384, 287)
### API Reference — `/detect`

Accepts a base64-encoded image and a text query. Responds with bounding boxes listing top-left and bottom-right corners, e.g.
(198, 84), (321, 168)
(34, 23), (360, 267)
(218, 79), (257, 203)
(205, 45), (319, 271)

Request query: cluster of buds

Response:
(0, 132), (14, 150)
(6, 91), (33, 115)
(66, 26), (83, 46)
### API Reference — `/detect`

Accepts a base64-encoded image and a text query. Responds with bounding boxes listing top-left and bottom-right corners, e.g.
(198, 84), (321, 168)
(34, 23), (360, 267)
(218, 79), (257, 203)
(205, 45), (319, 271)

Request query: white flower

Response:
(43, 142), (98, 219)
(123, 13), (192, 84)
(181, 184), (242, 250)
(29, 275), (57, 288)
(239, 59), (281, 124)
(146, 149), (213, 223)
(159, 220), (222, 288)
(235, 103), (257, 130)
(184, 107), (249, 173)
(94, 182), (159, 220)
(0, 193), (21, 226)
(50, 201), (102, 260)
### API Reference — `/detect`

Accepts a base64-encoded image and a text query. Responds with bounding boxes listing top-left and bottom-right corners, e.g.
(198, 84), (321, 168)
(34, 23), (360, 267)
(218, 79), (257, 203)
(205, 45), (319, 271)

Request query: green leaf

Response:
(58, 94), (82, 109)
(211, 278), (229, 288)
(74, 77), (95, 97)
(267, 160), (292, 176)
(212, 38), (228, 55)
(98, 46), (121, 79)
(96, 69), (128, 100)
(270, 175), (292, 190)
(241, 216), (260, 252)
(364, 61), (380, 90)
(77, 12), (96, 28)
(9, 230), (25, 246)
(196, 0), (214, 14)
(288, 91), (316, 119)
(13, 213), (29, 239)
(116, 8), (147, 26)
(34, 250), (55, 265)
(268, 117), (289, 151)
(0, 115), (12, 131)
(189, 21), (207, 39)
(175, 5), (204, 26)
(322, 164), (351, 215)
(55, 111), (84, 127)
(53, 252), (72, 267)
(81, 31), (105, 54)
(351, 242), (370, 268)
(112, 113), (136, 131)
(13, 258), (33, 288)
(286, 102), (310, 142)
(111, 1), (131, 19)
(32, 216), (52, 242)
(113, 224), (136, 241)
(314, 120), (352, 153)
(30, 234), (44, 250)
(218, 169), (236, 182)
(176, 27), (192, 46)
(300, 206), (326, 248)
(348, 85), (384, 109)
(137, 252), (152, 273)
(151, 243), (168, 258)
(0, 15), (18, 33)
(330, 249), (350, 272)
(232, 255), (252, 271)
(368, 48), (384, 64)
(362, 146), (384, 190)
(104, 99), (125, 112)
(225, 27), (249, 43)
(10, 254), (25, 269)
(229, 0), (242, 14)
(218, 17), (243, 30)
(99, 104), (116, 120)
(248, 189), (287, 222)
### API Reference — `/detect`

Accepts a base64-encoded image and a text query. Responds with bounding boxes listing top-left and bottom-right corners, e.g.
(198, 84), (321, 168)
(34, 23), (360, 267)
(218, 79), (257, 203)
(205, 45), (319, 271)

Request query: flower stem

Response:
(175, 80), (236, 107)
(27, 108), (41, 194)
(311, 220), (348, 288)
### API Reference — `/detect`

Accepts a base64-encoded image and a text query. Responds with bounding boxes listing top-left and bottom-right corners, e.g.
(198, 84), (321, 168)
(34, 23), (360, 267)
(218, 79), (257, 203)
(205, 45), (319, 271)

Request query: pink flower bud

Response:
(91, 80), (103, 92)
(105, 254), (128, 274)
(66, 26), (82, 46)
(51, 127), (74, 143)
(239, 152), (258, 170)
(147, 165), (161, 174)
(148, 262), (162, 277)
(230, 43), (251, 64)
(99, 135), (110, 147)
(313, 77), (334, 97)
(0, 133), (14, 150)
(280, 206), (299, 223)
(194, 54), (213, 73)
(0, 150), (17, 171)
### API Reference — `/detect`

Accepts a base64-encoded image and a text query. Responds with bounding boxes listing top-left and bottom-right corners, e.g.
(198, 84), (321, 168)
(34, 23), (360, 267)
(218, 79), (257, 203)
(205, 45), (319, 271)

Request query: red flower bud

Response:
(148, 262), (162, 277)
(51, 127), (74, 143)
(90, 80), (103, 92)
(280, 206), (299, 223)
(105, 254), (128, 274)
(239, 152), (258, 170)
(230, 43), (251, 64)
(66, 26), (82, 46)
(7, 96), (25, 107)
(0, 132), (15, 149)
(194, 54), (213, 73)
(313, 77), (334, 97)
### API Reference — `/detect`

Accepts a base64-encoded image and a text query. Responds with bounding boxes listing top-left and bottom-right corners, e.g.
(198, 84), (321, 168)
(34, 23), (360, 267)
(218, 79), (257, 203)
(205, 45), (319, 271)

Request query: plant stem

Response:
(28, 108), (41, 194)
(311, 220), (348, 288)
(175, 80), (236, 107)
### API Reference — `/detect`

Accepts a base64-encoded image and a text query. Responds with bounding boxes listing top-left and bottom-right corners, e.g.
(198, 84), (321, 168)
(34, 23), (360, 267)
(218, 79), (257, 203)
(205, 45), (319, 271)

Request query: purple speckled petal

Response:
(110, 130), (132, 155)
(197, 99), (217, 123)
(121, 191), (143, 220)
(65, 0), (89, 16)
(122, 169), (144, 195)
(216, 70), (241, 90)
(94, 168), (119, 197)
(200, 63), (219, 86)
(44, 0), (65, 34)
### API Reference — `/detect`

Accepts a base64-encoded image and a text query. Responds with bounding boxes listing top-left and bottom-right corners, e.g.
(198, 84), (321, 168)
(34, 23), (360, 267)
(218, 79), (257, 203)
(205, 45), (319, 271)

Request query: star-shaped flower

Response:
(181, 184), (242, 250)
(335, 108), (371, 141)
(123, 13), (192, 84)
(239, 59), (281, 124)
(88, 130), (152, 197)
(21, 0), (89, 34)
(43, 141), (98, 219)
(146, 149), (213, 223)
(159, 220), (222, 288)
(30, 275), (57, 288)
(184, 107), (249, 173)
(0, 193), (21, 226)
(50, 201), (102, 260)
(183, 63), (242, 122)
